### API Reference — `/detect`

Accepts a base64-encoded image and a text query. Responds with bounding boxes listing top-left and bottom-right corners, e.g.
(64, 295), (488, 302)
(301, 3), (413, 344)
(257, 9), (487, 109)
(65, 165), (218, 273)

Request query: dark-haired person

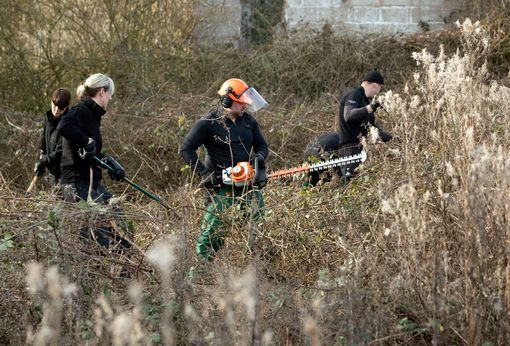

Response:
(58, 73), (130, 254)
(34, 88), (71, 188)
(180, 78), (269, 262)
(337, 70), (394, 177)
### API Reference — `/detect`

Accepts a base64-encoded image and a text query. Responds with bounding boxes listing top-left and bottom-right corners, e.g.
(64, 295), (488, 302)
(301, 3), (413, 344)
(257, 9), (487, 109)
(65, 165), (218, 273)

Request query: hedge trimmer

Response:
(222, 151), (367, 186)
(268, 151), (367, 179)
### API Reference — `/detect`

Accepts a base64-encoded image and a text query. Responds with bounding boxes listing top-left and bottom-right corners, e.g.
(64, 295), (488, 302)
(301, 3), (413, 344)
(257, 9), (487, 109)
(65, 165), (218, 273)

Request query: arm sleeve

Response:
(343, 89), (371, 123)
(57, 113), (89, 147)
(47, 135), (62, 164)
(252, 120), (268, 159)
(180, 119), (209, 176)
(39, 120), (46, 154)
(344, 105), (371, 123)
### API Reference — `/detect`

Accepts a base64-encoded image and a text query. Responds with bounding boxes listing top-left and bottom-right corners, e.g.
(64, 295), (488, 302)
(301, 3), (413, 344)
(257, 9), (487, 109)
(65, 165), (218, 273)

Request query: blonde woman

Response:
(57, 73), (132, 254)
(58, 73), (124, 203)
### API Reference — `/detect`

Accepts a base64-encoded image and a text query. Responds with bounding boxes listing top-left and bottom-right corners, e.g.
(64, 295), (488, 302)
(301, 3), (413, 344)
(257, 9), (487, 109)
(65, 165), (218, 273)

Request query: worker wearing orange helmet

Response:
(180, 78), (269, 261)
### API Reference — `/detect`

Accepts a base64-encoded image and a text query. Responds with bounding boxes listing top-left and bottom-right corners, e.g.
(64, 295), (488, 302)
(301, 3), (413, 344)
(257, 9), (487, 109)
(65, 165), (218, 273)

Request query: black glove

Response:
(102, 156), (125, 181)
(34, 160), (46, 176)
(200, 170), (221, 189)
(251, 152), (266, 169)
(78, 137), (96, 160)
(369, 99), (382, 112)
(252, 154), (268, 189)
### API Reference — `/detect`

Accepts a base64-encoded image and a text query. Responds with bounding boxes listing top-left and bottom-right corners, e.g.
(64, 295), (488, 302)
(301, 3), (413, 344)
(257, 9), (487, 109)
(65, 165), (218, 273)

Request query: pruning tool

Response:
(93, 156), (172, 210)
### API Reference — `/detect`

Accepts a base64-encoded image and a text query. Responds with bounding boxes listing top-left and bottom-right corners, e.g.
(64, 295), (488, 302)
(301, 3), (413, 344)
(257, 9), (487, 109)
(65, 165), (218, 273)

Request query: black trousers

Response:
(61, 181), (132, 251)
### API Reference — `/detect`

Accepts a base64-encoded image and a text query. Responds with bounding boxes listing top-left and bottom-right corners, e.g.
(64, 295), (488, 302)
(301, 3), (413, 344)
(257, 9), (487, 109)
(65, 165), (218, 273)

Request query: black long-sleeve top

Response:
(338, 86), (392, 145)
(57, 98), (105, 186)
(180, 109), (269, 177)
(39, 109), (66, 176)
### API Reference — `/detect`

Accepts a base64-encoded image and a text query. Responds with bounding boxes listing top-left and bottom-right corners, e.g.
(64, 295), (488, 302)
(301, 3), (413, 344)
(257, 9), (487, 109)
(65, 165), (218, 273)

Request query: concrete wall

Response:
(284, 0), (462, 34)
(193, 0), (242, 43)
(194, 0), (462, 43)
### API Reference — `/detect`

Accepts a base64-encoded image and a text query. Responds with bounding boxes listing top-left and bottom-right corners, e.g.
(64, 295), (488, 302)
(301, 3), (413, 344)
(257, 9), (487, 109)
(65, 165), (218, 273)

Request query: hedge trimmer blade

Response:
(268, 151), (367, 179)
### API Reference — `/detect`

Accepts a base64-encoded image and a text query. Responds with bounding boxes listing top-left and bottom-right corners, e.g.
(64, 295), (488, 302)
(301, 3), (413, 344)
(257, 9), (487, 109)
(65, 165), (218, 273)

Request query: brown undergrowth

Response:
(0, 8), (510, 346)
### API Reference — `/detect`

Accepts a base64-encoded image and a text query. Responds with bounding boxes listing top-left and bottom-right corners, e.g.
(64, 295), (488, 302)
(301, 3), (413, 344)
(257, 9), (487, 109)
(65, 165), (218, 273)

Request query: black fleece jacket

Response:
(57, 98), (105, 186)
(338, 86), (392, 145)
(39, 109), (66, 176)
(180, 109), (268, 177)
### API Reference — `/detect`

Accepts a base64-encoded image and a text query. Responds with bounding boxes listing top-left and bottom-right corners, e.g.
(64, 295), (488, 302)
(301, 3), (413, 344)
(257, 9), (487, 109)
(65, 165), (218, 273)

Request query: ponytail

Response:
(76, 73), (115, 99)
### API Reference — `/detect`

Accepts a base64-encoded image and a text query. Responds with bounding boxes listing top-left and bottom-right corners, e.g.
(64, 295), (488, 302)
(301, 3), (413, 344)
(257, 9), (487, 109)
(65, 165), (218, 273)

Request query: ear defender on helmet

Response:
(218, 79), (248, 109)
(220, 87), (234, 108)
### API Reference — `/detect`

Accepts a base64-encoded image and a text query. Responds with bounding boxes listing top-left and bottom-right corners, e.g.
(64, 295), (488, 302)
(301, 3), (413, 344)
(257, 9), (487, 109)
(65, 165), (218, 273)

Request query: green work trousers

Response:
(197, 185), (264, 260)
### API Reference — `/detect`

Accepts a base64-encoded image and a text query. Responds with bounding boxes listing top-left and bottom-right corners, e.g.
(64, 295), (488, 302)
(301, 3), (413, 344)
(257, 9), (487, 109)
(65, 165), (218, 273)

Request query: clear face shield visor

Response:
(238, 87), (268, 113)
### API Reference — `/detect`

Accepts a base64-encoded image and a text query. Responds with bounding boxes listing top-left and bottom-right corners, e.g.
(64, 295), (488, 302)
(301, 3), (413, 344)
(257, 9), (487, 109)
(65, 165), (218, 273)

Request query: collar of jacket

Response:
(45, 109), (67, 124)
(80, 97), (106, 118)
(356, 86), (369, 100)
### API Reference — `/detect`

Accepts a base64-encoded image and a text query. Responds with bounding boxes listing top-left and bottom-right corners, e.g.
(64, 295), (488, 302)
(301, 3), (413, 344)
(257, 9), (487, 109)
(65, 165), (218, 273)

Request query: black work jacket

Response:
(180, 109), (269, 176)
(338, 86), (392, 145)
(57, 98), (105, 186)
(39, 109), (66, 176)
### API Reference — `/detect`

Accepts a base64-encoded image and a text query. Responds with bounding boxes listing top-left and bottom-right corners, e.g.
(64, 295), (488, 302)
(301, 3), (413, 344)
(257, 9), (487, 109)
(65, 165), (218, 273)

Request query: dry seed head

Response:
(128, 281), (143, 306)
(225, 266), (258, 321)
(111, 312), (133, 346)
(97, 295), (114, 320)
(184, 303), (200, 322)
(381, 199), (394, 215)
(34, 325), (55, 346)
(262, 330), (273, 345)
(94, 307), (104, 338)
(410, 95), (420, 109)
(235, 266), (258, 320)
(464, 127), (474, 149)
(205, 332), (215, 342)
(46, 266), (61, 300)
(412, 49), (435, 66)
(303, 315), (319, 334)
(423, 190), (431, 203)
(26, 261), (44, 295)
(445, 161), (455, 177)
(62, 281), (77, 297)
(368, 126), (380, 144)
(146, 239), (176, 274)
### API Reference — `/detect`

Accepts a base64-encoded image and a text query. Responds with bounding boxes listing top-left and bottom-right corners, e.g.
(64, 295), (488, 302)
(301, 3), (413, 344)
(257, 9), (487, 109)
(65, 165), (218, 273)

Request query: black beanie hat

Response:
(362, 70), (384, 84)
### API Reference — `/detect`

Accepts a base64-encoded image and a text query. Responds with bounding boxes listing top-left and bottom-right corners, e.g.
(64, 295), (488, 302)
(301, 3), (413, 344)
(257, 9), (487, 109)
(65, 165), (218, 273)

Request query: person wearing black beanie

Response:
(335, 70), (394, 177)
(362, 70), (385, 84)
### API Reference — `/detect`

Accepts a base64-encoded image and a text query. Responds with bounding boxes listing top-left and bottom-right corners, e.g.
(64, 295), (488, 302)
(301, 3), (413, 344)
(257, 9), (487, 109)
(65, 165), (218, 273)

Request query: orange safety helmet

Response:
(218, 78), (249, 103)
(218, 78), (269, 112)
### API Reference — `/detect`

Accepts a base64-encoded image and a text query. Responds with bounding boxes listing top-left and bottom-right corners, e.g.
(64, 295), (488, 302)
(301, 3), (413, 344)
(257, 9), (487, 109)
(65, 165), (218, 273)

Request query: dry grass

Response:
(1, 1), (510, 344)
